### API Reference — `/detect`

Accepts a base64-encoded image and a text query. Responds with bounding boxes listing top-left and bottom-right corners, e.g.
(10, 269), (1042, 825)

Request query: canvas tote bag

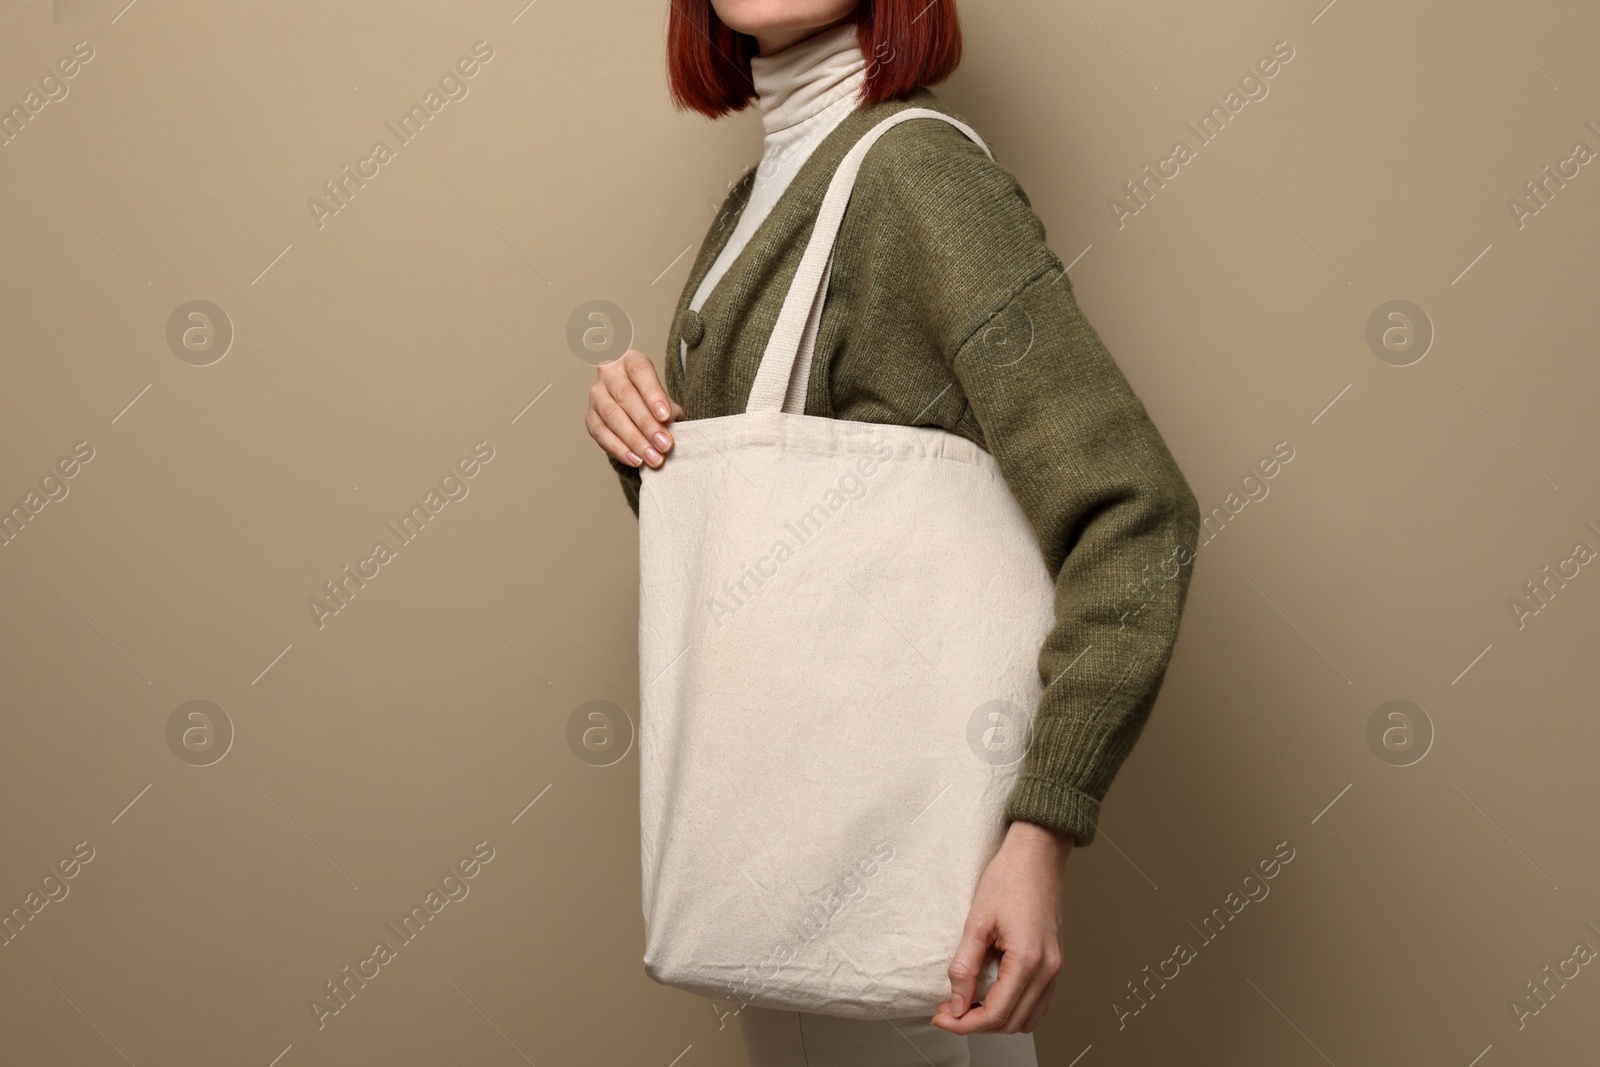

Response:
(636, 108), (1059, 1020)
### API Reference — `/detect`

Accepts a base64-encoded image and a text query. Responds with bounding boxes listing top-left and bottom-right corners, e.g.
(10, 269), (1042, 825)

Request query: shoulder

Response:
(839, 91), (1061, 341)
(850, 91), (1042, 236)
(858, 95), (1001, 181)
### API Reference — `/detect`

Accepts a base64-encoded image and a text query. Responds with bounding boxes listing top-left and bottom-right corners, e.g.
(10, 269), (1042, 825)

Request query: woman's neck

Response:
(748, 21), (867, 138)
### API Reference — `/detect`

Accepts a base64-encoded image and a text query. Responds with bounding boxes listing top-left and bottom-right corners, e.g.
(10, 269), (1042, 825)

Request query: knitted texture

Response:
(608, 87), (1201, 847)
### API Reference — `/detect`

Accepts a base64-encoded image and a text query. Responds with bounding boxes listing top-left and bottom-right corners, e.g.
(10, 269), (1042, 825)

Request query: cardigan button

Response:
(680, 309), (705, 348)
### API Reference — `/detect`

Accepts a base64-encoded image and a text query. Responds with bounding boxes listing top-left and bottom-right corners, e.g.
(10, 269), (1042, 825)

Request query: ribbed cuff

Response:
(1004, 772), (1102, 847)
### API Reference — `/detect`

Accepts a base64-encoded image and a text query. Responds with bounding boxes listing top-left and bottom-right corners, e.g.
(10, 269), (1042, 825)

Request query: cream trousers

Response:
(736, 1004), (1039, 1067)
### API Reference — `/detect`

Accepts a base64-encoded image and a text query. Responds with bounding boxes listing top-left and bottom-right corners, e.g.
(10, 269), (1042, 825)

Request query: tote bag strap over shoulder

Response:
(744, 107), (994, 416)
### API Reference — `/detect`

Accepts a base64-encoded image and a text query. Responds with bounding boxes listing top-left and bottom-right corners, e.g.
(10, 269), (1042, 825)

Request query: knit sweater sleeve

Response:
(858, 118), (1203, 847)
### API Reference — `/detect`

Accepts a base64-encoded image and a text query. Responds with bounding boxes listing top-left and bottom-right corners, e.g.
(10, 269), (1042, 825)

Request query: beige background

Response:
(2, 0), (1597, 1064)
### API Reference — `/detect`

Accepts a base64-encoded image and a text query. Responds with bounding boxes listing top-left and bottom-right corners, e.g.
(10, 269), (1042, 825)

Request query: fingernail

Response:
(654, 401), (669, 420)
(653, 431), (671, 450)
(645, 447), (663, 465)
(626, 451), (642, 466)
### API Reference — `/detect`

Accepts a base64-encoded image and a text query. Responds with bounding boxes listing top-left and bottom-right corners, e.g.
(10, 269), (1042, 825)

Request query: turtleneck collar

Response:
(748, 21), (868, 137)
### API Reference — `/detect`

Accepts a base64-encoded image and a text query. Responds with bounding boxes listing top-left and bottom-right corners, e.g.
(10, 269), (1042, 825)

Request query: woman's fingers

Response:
(585, 406), (642, 467)
(591, 351), (673, 467)
(949, 943), (1033, 1033)
(995, 947), (1056, 1034)
(623, 351), (676, 424)
(990, 929), (1061, 1033)
(588, 379), (659, 467)
(607, 359), (674, 454)
(584, 349), (685, 468)
(940, 910), (993, 1021)
(1018, 974), (1058, 1033)
(934, 926), (1063, 1035)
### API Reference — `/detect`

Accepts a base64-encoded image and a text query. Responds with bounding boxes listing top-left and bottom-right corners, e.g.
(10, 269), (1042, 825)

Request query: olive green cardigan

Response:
(609, 86), (1201, 847)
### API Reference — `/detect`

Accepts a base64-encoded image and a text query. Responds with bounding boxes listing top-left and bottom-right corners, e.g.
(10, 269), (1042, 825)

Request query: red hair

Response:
(667, 2), (963, 118)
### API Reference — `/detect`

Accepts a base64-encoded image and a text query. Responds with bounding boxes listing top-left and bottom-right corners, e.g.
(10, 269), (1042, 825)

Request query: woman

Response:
(587, 2), (1200, 1063)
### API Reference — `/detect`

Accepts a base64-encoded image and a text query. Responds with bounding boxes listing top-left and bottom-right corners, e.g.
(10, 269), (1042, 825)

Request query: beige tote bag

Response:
(637, 108), (1058, 1020)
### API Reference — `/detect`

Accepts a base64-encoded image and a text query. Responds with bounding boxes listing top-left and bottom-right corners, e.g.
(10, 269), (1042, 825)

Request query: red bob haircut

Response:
(667, 1), (963, 118)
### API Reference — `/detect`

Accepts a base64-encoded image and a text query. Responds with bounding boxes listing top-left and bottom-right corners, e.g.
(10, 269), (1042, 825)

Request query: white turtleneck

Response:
(681, 21), (867, 370)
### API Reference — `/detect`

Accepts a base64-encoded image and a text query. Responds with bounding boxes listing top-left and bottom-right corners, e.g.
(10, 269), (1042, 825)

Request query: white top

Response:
(681, 21), (868, 371)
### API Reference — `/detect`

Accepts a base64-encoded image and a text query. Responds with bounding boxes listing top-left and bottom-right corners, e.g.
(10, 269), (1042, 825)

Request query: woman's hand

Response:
(931, 819), (1074, 1035)
(587, 349), (685, 468)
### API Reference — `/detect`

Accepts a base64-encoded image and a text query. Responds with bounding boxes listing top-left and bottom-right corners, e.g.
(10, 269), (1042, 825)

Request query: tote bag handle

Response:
(744, 107), (994, 416)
